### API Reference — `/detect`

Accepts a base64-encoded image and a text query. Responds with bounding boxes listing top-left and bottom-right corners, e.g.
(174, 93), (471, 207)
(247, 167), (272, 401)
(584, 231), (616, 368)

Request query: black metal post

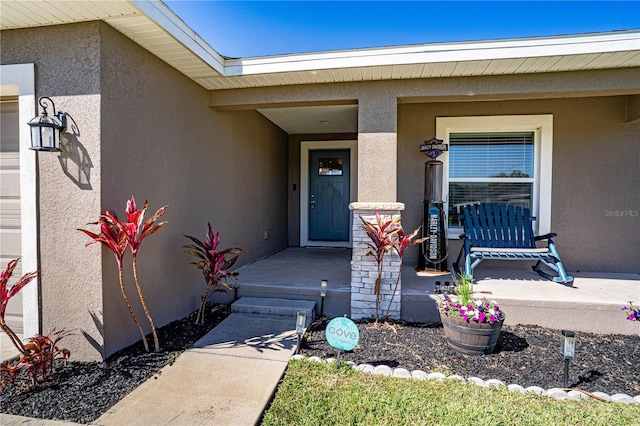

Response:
(564, 359), (570, 388)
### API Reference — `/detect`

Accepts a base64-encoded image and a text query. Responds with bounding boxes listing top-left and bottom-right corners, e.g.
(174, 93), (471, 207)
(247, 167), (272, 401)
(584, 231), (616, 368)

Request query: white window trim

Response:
(0, 63), (39, 337)
(300, 140), (357, 247)
(436, 115), (553, 239)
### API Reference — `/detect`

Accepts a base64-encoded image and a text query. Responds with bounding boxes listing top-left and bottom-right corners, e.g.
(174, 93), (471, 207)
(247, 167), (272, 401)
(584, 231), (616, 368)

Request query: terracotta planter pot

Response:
(440, 313), (504, 355)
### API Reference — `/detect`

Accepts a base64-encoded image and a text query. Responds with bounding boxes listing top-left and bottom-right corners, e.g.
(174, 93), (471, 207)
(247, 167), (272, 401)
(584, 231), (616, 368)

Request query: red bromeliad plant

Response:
(360, 212), (400, 322)
(385, 223), (424, 318)
(79, 197), (167, 352)
(1, 259), (38, 355)
(122, 197), (168, 352)
(78, 212), (149, 352)
(1, 329), (72, 391)
(360, 212), (424, 322)
(22, 329), (72, 386)
(184, 223), (244, 325)
(0, 259), (72, 391)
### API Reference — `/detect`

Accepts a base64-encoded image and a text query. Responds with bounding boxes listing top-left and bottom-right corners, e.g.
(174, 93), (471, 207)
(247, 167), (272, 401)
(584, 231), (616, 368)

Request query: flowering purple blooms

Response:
(622, 301), (640, 322)
(437, 296), (502, 324)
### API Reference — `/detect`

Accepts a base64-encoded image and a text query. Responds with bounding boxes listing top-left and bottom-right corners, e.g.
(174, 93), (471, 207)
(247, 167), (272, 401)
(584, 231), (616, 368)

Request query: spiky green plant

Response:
(451, 272), (474, 306)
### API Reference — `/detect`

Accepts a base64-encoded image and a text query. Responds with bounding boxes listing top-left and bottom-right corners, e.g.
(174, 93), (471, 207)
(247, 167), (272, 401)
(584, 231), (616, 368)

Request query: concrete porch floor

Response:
(3, 248), (638, 363)
(230, 247), (639, 335)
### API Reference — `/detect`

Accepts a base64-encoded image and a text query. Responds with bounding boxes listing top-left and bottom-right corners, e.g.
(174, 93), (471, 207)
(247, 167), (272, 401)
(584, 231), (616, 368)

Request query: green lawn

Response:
(262, 360), (640, 426)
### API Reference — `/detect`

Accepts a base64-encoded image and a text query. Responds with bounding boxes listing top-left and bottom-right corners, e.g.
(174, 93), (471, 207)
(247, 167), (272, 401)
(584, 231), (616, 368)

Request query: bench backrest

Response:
(460, 203), (536, 249)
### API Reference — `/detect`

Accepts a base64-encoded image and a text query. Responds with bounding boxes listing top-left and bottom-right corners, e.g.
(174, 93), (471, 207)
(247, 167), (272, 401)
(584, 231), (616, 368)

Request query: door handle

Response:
(310, 200), (316, 209)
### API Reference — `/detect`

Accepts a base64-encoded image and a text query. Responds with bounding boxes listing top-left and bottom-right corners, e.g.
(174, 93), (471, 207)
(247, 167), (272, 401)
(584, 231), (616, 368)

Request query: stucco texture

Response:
(2, 20), (638, 360)
(99, 24), (289, 357)
(276, 77), (639, 274)
(397, 97), (640, 274)
(1, 22), (289, 360)
(1, 23), (105, 361)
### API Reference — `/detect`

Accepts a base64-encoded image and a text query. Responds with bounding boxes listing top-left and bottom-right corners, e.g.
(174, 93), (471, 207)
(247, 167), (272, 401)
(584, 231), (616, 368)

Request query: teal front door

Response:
(309, 149), (350, 241)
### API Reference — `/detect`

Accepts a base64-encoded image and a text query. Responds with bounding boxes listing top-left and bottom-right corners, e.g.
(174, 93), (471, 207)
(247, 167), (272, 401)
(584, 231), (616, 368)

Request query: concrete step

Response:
(231, 297), (316, 327)
(212, 283), (350, 319)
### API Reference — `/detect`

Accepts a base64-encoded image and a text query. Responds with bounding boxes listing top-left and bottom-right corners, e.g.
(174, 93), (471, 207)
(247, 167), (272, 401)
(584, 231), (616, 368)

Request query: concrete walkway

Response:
(95, 313), (297, 426)
(1, 332), (21, 363)
(1, 311), (300, 426)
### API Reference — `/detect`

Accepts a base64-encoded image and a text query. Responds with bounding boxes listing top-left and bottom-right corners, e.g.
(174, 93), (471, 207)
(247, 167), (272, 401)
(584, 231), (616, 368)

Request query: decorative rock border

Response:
(290, 354), (640, 405)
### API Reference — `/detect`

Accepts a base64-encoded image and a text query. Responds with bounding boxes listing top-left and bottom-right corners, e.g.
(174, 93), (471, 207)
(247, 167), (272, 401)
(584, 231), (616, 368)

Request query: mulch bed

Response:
(2, 309), (638, 424)
(302, 318), (640, 396)
(0, 303), (230, 424)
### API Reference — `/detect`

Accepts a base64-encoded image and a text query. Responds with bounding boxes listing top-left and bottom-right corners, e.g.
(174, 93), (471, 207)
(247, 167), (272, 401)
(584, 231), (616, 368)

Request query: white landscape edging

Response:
(290, 355), (640, 405)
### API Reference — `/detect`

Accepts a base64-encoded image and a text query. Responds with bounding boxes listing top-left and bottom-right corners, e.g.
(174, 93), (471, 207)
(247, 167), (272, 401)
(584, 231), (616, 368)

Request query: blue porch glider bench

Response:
(453, 203), (573, 285)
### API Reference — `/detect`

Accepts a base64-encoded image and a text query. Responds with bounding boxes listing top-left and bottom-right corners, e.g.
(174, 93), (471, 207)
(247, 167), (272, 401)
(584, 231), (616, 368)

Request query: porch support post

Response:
(349, 94), (402, 319)
(357, 93), (397, 202)
(350, 202), (404, 320)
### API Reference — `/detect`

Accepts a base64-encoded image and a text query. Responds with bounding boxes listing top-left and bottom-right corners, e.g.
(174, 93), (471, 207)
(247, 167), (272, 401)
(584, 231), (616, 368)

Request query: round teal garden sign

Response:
(326, 317), (360, 351)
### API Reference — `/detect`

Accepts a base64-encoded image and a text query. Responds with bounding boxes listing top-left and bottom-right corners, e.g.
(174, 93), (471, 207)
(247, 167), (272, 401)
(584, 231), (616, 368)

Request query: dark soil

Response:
(302, 318), (640, 396)
(0, 303), (231, 424)
(2, 310), (638, 424)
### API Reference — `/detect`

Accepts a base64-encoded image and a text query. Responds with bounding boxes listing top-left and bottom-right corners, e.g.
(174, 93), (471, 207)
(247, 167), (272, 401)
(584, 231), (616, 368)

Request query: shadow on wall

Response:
(58, 114), (93, 190)
(81, 309), (104, 356)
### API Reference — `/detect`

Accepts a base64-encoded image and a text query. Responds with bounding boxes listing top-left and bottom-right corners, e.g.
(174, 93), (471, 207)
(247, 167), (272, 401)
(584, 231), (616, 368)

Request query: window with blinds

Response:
(448, 132), (535, 227)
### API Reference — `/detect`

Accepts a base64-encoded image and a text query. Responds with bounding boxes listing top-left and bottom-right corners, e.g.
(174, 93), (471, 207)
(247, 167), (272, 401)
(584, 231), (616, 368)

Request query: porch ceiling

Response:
(257, 105), (358, 134)
(2, 1), (639, 93)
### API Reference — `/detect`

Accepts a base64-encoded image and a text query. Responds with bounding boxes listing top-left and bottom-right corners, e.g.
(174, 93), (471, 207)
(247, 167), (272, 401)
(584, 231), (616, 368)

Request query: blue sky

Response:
(164, 1), (640, 57)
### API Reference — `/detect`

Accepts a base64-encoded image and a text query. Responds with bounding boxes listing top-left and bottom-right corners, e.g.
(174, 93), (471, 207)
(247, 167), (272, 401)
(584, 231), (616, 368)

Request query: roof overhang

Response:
(2, 0), (639, 92)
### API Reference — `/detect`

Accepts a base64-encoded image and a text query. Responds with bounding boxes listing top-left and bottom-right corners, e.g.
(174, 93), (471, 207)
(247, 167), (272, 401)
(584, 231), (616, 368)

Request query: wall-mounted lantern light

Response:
(28, 97), (66, 152)
(560, 330), (575, 388)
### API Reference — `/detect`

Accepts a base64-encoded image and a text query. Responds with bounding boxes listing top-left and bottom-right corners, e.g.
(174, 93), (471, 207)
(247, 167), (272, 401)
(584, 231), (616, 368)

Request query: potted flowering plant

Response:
(436, 274), (505, 355)
(622, 301), (639, 322)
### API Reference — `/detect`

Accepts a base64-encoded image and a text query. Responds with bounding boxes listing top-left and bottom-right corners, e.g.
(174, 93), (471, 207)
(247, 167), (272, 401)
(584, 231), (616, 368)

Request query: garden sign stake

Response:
(325, 315), (359, 370)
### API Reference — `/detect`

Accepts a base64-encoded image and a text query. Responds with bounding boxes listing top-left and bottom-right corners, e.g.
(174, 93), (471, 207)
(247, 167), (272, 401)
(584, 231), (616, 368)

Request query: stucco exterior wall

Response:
(2, 19), (637, 360)
(279, 77), (638, 272)
(1, 22), (289, 360)
(358, 93), (398, 202)
(99, 24), (289, 356)
(398, 97), (640, 274)
(1, 23), (105, 361)
(216, 69), (638, 268)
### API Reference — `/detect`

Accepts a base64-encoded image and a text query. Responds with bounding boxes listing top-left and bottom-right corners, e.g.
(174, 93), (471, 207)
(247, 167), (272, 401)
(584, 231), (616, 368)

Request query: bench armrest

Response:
(535, 233), (557, 241)
(458, 232), (469, 240)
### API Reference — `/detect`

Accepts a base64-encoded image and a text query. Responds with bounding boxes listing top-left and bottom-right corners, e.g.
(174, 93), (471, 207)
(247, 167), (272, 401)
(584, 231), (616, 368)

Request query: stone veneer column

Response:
(350, 202), (404, 320)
